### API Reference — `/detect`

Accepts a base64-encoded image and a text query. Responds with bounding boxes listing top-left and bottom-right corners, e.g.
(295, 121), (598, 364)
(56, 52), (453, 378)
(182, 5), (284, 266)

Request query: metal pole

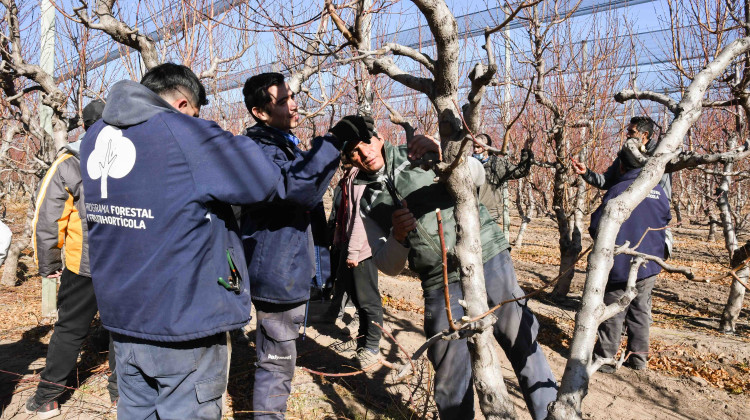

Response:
(40, 0), (57, 320)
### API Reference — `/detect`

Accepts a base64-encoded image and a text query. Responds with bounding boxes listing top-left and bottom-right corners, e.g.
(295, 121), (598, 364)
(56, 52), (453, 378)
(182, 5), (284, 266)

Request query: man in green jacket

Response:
(346, 133), (557, 420)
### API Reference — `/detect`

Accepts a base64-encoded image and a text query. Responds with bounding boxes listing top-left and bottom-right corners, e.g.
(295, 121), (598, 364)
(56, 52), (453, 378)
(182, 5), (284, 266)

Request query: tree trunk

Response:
(515, 179), (534, 248)
(718, 133), (745, 333)
(706, 209), (719, 241)
(720, 265), (748, 333)
(550, 143), (583, 298)
(673, 171), (684, 225)
(1, 203), (33, 286)
(444, 162), (518, 420)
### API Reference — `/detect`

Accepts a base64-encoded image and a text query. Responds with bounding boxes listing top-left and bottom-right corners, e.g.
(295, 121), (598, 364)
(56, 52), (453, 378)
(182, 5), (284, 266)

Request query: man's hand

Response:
(392, 200), (416, 244)
(408, 135), (442, 162)
(571, 157), (587, 175)
(346, 259), (358, 268)
(329, 115), (375, 144)
(47, 269), (62, 279)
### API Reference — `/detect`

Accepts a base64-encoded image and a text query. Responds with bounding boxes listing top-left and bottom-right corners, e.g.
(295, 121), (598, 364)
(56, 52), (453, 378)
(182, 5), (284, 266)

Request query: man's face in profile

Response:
(259, 83), (299, 131)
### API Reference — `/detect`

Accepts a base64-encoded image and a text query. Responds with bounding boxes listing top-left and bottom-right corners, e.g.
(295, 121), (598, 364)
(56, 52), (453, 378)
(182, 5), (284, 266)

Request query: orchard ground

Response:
(0, 199), (748, 419)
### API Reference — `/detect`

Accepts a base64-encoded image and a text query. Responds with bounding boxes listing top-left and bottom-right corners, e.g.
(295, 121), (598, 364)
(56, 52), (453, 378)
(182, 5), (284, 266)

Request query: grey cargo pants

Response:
(423, 250), (558, 420)
(594, 275), (656, 368)
(252, 301), (306, 419)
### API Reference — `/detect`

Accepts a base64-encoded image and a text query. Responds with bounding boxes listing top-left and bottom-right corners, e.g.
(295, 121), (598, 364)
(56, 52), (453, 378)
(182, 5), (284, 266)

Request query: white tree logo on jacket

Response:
(87, 125), (136, 199)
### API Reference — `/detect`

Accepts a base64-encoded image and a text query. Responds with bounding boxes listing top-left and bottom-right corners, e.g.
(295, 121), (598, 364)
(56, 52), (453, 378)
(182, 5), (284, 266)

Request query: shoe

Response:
(25, 396), (60, 419)
(597, 364), (615, 374)
(356, 347), (382, 370)
(623, 361), (647, 371)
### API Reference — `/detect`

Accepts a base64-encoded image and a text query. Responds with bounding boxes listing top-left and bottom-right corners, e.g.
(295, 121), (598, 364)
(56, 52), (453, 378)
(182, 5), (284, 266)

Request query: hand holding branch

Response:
(407, 134), (442, 162)
(570, 157), (587, 175)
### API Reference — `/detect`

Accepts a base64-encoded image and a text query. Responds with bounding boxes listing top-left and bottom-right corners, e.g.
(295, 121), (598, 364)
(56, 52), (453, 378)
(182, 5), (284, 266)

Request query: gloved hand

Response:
(329, 115), (375, 145)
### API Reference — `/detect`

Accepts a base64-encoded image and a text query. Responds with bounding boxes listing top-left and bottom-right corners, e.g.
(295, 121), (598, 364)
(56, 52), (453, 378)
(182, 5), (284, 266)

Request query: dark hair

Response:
(476, 133), (492, 146)
(141, 63), (208, 107)
(242, 72), (285, 123)
(630, 116), (655, 139)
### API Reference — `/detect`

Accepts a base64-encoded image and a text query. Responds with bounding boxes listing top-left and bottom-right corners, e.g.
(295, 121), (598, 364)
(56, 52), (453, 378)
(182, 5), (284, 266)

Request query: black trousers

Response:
(36, 269), (118, 402)
(326, 247), (354, 318)
(347, 258), (382, 350)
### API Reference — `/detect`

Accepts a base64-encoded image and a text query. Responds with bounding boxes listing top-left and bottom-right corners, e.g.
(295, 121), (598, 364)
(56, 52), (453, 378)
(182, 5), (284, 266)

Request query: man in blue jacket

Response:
(240, 73), (373, 418)
(589, 168), (671, 372)
(80, 64), (365, 419)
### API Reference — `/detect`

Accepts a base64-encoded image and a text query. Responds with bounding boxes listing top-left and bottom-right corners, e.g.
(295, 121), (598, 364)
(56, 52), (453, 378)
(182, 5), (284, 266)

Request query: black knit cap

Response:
(82, 99), (105, 130)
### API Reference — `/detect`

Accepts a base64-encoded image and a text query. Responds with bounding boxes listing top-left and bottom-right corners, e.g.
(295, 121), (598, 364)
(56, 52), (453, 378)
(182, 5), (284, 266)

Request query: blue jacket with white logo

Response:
(240, 125), (339, 304)
(589, 169), (672, 284)
(80, 80), (342, 342)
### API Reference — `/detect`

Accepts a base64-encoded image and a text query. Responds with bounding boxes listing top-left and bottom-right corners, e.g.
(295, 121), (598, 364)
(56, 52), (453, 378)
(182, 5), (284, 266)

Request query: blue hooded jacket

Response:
(589, 169), (672, 284)
(240, 124), (339, 304)
(80, 80), (340, 341)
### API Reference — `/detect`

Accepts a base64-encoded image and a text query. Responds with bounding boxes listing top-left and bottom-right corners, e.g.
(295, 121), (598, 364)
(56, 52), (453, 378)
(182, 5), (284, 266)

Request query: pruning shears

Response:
(218, 250), (241, 294)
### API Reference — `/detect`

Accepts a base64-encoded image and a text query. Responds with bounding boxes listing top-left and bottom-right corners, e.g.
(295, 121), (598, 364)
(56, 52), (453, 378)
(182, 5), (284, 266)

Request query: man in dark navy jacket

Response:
(589, 168), (671, 373)
(240, 73), (374, 418)
(80, 64), (361, 419)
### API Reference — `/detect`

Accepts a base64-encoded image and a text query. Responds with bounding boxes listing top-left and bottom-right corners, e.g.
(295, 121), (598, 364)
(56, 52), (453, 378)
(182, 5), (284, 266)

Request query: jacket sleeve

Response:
(362, 211), (408, 276)
(505, 151), (533, 181)
(33, 155), (75, 277)
(582, 157), (620, 190)
(256, 135), (342, 210)
(174, 118), (340, 207)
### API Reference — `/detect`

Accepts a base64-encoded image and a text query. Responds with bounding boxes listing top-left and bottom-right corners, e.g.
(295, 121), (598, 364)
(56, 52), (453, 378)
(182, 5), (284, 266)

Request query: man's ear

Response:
(167, 96), (192, 116)
(251, 106), (269, 123)
(174, 97), (190, 114)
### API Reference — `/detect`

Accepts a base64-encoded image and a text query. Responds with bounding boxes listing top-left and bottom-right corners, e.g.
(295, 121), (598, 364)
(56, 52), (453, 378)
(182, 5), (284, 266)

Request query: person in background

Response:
(471, 134), (533, 225)
(26, 99), (118, 419)
(589, 167), (671, 373)
(338, 157), (383, 369)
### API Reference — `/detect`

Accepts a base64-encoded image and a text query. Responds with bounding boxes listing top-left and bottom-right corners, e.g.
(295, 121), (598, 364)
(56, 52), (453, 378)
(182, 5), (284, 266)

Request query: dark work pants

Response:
(36, 268), (118, 402)
(326, 248), (354, 318)
(594, 275), (656, 368)
(348, 258), (382, 350)
(253, 301), (306, 419)
(423, 250), (558, 420)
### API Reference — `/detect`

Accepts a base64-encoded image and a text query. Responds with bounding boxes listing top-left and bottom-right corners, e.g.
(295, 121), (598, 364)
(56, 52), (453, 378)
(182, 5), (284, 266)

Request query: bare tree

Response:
(518, 1), (625, 298)
(548, 31), (750, 420)
(0, 0), (78, 286)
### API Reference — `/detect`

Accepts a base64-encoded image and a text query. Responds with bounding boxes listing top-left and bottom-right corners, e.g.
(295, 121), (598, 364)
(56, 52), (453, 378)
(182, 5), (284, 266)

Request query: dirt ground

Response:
(1, 207), (749, 419)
